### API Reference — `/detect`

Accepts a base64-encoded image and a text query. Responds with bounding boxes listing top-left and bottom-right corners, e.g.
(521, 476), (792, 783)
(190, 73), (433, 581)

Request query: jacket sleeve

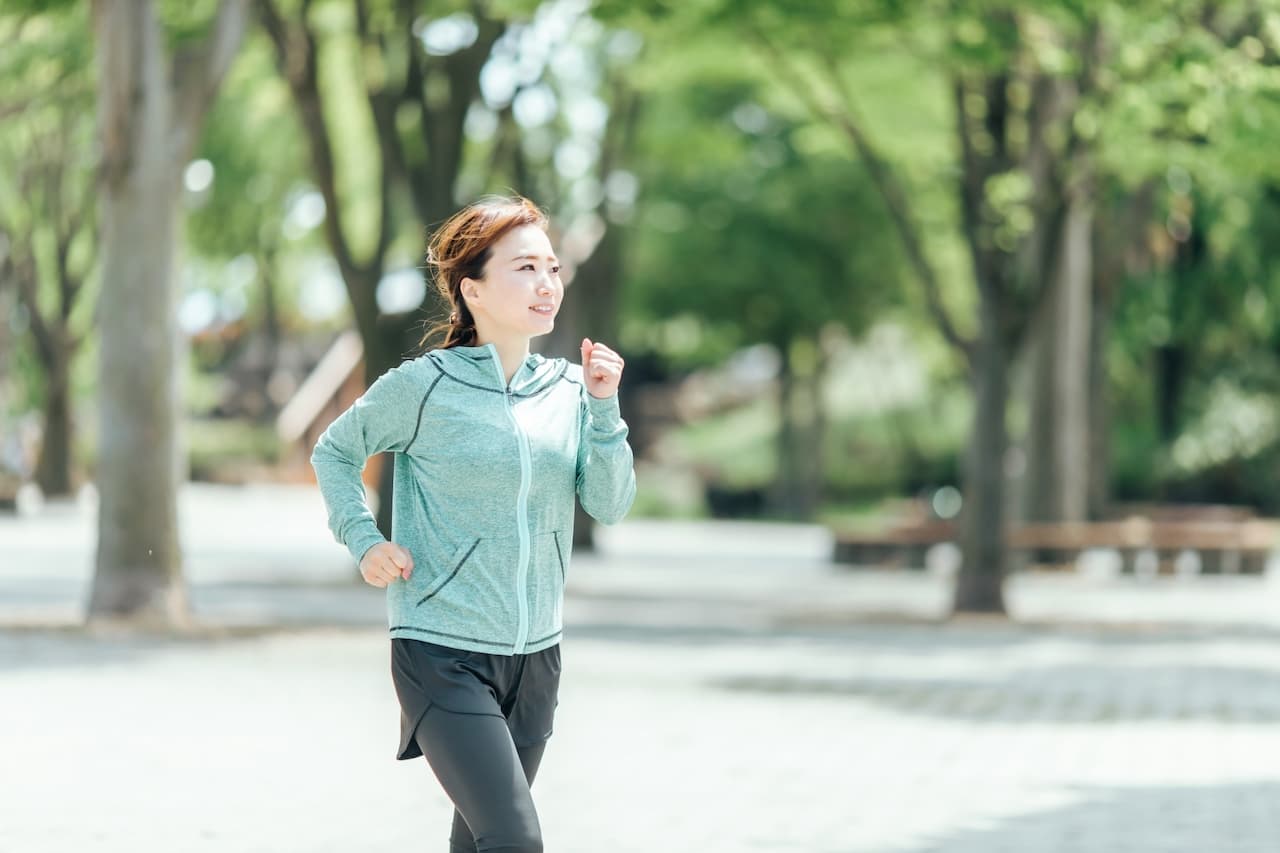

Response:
(311, 361), (427, 564)
(576, 390), (638, 525)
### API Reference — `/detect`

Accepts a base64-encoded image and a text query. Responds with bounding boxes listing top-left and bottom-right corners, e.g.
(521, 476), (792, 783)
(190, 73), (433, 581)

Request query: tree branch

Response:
(952, 76), (995, 305)
(353, 0), (398, 269)
(91, 0), (151, 189)
(1011, 18), (1105, 348)
(10, 243), (57, 370)
(598, 74), (642, 196)
(752, 32), (972, 359)
(171, 0), (251, 160)
(409, 7), (505, 226)
(259, 0), (366, 290)
(486, 97), (527, 195)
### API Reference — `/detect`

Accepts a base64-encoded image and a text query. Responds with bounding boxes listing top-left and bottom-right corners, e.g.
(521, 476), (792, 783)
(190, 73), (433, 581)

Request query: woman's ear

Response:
(459, 276), (481, 310)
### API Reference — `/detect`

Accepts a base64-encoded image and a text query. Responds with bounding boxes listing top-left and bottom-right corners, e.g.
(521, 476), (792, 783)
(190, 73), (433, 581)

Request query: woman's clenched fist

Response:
(360, 541), (414, 588)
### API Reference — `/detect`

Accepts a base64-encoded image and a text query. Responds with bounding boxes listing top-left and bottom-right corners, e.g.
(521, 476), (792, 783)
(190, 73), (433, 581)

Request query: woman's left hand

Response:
(580, 337), (624, 399)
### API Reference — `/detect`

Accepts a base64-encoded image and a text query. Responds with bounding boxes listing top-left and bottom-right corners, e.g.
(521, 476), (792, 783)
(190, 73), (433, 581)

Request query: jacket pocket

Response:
(417, 537), (480, 606)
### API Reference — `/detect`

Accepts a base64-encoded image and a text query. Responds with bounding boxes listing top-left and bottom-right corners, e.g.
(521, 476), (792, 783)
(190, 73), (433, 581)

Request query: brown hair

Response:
(417, 195), (550, 351)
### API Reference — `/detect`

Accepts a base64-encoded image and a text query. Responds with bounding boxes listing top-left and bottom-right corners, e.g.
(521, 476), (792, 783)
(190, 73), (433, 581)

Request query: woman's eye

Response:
(550, 265), (561, 274)
(519, 264), (535, 271)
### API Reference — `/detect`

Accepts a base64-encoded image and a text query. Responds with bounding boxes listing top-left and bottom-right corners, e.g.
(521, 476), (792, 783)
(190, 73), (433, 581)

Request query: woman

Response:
(311, 195), (637, 852)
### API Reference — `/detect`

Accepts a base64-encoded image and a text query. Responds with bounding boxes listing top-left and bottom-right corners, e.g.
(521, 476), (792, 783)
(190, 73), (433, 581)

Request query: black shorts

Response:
(390, 638), (562, 761)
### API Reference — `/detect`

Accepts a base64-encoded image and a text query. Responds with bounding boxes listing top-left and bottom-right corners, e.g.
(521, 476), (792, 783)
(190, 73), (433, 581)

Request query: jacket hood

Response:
(427, 342), (569, 397)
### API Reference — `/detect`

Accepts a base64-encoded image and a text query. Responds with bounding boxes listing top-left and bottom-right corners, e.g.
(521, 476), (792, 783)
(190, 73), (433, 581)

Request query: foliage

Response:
(619, 29), (908, 368)
(8, 0), (1280, 516)
(0, 3), (97, 414)
(663, 376), (967, 501)
(184, 31), (322, 351)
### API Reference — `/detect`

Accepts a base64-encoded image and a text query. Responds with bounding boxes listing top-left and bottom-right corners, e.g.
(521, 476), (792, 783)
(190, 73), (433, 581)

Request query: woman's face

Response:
(463, 224), (563, 340)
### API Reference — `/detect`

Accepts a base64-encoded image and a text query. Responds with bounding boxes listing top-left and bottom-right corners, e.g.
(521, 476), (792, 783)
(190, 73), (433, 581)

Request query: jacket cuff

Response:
(586, 392), (621, 428)
(348, 530), (388, 566)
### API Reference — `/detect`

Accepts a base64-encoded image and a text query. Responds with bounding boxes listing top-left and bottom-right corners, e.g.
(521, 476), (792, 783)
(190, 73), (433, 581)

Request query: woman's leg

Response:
(448, 741), (547, 853)
(413, 705), (545, 853)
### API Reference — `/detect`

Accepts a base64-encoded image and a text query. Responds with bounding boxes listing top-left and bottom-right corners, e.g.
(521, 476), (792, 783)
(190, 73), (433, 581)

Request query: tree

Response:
(704, 0), (1280, 611)
(723, 3), (1101, 611)
(0, 6), (98, 497)
(1034, 3), (1280, 517)
(88, 0), (249, 624)
(620, 46), (904, 517)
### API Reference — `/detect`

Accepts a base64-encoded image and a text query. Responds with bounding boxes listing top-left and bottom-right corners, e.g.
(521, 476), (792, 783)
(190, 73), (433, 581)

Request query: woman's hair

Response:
(418, 195), (550, 351)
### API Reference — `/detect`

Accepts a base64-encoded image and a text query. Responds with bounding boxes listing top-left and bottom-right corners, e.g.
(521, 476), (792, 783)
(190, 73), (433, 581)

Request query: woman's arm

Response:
(311, 361), (429, 563)
(576, 390), (638, 525)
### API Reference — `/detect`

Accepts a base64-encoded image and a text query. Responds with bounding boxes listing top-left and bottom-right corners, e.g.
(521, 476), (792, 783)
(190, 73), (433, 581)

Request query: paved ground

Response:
(3, 484), (1280, 852)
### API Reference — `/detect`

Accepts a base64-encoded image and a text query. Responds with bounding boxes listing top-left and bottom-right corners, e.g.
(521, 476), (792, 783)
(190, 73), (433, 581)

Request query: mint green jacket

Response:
(311, 342), (637, 655)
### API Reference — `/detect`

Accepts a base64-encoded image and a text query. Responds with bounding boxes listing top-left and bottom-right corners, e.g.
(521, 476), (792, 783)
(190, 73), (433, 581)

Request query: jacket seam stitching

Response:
(426, 353), (505, 394)
(389, 626), (509, 648)
(403, 372), (444, 454)
(427, 353), (568, 398)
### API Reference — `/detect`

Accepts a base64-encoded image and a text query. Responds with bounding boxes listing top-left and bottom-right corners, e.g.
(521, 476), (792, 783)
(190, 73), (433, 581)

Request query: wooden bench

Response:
(832, 512), (1278, 575)
(832, 520), (958, 569)
(1007, 518), (1277, 575)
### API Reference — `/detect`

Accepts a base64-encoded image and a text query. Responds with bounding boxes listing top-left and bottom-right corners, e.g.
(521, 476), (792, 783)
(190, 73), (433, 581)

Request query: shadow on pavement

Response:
(714, 662), (1280, 724)
(890, 781), (1280, 853)
(567, 614), (1280, 652)
(0, 624), (365, 672)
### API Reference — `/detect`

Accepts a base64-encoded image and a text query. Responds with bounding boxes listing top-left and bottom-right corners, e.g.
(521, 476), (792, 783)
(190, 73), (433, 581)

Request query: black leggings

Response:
(413, 706), (548, 853)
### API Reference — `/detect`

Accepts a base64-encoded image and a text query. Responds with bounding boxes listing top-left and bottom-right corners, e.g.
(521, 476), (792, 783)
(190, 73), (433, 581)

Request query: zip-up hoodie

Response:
(311, 341), (637, 655)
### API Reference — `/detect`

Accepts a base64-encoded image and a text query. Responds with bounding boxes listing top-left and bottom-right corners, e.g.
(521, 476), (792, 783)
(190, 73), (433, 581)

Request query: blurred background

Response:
(5, 3), (1280, 851)
(4, 0), (1280, 616)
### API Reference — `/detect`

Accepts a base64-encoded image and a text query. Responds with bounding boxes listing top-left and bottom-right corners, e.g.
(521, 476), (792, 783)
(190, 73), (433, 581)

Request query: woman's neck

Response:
(475, 335), (531, 385)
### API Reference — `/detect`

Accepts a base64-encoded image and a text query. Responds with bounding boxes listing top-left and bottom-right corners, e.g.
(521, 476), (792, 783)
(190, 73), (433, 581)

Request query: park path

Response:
(3, 484), (1280, 851)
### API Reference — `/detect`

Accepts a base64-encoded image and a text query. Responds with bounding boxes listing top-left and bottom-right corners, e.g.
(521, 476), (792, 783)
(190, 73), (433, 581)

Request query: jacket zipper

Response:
(490, 348), (533, 653)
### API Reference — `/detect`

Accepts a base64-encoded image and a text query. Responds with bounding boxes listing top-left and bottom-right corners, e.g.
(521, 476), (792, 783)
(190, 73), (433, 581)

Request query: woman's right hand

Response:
(360, 542), (414, 587)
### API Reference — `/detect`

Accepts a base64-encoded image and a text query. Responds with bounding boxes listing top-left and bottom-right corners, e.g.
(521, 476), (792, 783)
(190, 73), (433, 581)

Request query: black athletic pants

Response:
(391, 638), (561, 853)
(413, 707), (547, 853)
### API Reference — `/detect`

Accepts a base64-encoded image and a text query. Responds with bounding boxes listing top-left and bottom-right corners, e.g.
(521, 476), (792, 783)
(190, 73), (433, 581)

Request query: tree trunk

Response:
(35, 360), (74, 497)
(89, 0), (246, 624)
(1086, 177), (1153, 519)
(89, 2), (185, 622)
(770, 338), (825, 520)
(90, 167), (186, 621)
(1051, 182), (1093, 523)
(1087, 261), (1112, 519)
(954, 311), (1011, 613)
(1154, 345), (1186, 444)
(1022, 286), (1058, 524)
(259, 244), (282, 375)
(1155, 217), (1204, 443)
(1019, 144), (1095, 527)
(0, 277), (13, 440)
(771, 351), (798, 519)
